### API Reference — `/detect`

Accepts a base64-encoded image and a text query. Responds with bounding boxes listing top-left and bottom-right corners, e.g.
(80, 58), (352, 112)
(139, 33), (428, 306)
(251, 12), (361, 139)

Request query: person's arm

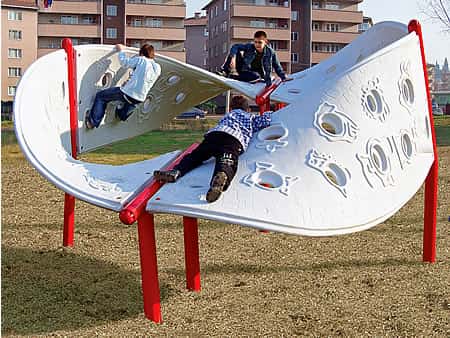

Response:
(252, 112), (272, 132)
(116, 44), (139, 69)
(272, 52), (286, 81)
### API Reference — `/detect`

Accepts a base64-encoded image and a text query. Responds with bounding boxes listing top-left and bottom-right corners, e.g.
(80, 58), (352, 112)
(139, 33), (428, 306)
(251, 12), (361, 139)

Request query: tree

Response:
(419, 0), (450, 32)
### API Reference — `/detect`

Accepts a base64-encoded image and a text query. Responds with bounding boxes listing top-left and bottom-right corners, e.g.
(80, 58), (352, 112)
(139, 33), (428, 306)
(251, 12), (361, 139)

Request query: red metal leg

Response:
(423, 162), (438, 262)
(183, 217), (201, 291)
(137, 213), (162, 323)
(63, 193), (75, 246)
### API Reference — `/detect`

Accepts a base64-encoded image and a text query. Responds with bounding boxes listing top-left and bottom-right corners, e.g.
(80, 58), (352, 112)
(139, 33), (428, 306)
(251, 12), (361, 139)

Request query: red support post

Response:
(255, 80), (281, 115)
(183, 217), (201, 291)
(408, 20), (438, 263)
(62, 38), (78, 247)
(137, 212), (162, 323)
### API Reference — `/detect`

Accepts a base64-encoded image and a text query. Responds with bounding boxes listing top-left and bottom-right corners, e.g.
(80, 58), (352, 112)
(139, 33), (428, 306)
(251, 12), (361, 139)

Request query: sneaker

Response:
(206, 171), (227, 203)
(85, 113), (94, 129)
(215, 69), (228, 77)
(153, 169), (181, 183)
(229, 69), (239, 77)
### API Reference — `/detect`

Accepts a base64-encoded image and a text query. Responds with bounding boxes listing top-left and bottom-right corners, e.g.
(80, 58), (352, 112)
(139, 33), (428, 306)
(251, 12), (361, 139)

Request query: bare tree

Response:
(419, 0), (450, 32)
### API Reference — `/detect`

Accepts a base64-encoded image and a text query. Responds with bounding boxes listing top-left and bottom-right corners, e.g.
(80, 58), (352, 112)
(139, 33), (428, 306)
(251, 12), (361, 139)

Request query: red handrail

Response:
(119, 143), (199, 225)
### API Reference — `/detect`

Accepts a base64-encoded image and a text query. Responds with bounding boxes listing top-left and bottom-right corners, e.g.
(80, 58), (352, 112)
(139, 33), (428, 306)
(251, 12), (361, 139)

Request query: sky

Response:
(186, 0), (450, 65)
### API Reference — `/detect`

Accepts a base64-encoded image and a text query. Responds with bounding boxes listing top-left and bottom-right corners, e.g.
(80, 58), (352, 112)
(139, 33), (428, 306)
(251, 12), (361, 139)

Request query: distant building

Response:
(2, 0), (38, 117)
(185, 12), (208, 69)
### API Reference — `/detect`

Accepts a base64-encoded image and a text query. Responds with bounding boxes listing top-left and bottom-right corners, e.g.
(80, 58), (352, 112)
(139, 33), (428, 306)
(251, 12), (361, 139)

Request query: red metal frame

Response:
(408, 20), (438, 263)
(62, 38), (78, 247)
(255, 80), (282, 115)
(183, 217), (201, 291)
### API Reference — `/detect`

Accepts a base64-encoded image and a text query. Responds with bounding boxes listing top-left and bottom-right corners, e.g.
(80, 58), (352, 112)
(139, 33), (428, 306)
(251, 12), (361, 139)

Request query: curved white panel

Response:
(13, 49), (181, 211)
(147, 22), (434, 236)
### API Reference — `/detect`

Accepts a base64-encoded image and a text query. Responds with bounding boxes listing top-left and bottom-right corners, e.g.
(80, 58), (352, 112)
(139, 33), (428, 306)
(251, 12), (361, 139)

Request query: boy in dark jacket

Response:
(153, 95), (273, 203)
(218, 30), (288, 87)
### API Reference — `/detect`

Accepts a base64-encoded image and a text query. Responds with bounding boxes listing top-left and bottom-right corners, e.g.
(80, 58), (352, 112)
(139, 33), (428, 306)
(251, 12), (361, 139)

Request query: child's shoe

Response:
(85, 112), (94, 129)
(153, 169), (181, 183)
(206, 171), (227, 203)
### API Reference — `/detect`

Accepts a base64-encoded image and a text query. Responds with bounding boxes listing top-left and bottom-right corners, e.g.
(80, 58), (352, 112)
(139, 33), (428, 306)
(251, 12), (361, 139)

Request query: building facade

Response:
(2, 0), (38, 115)
(185, 12), (208, 69)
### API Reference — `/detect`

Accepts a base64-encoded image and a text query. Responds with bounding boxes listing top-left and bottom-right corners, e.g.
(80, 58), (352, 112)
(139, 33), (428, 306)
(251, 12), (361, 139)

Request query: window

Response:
(8, 48), (22, 58)
(250, 19), (265, 28)
(82, 16), (95, 24)
(223, 0), (227, 11)
(203, 43), (207, 51)
(312, 43), (321, 52)
(61, 16), (78, 25)
(106, 5), (117, 16)
(291, 53), (299, 63)
(8, 67), (22, 77)
(324, 2), (340, 10)
(291, 11), (298, 21)
(291, 31), (298, 41)
(312, 2), (320, 9)
(222, 20), (227, 32)
(132, 19), (142, 26)
(210, 9), (213, 19)
(358, 22), (370, 32)
(8, 11), (22, 20)
(325, 23), (339, 32)
(312, 22), (320, 31)
(222, 42), (227, 54)
(203, 57), (207, 66)
(8, 86), (17, 96)
(146, 18), (162, 27)
(204, 28), (209, 36)
(106, 28), (117, 39)
(215, 6), (218, 16)
(9, 30), (22, 40)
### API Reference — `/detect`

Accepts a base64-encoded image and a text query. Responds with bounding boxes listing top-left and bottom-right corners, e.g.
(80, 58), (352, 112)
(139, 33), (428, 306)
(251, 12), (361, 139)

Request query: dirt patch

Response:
(2, 147), (450, 336)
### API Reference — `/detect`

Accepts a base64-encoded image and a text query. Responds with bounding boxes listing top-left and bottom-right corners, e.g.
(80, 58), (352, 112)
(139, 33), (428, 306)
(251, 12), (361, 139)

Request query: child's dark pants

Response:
(175, 131), (243, 190)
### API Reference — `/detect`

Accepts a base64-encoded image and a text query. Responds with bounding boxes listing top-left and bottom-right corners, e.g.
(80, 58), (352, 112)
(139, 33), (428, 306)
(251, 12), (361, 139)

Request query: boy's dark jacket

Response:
(229, 43), (286, 86)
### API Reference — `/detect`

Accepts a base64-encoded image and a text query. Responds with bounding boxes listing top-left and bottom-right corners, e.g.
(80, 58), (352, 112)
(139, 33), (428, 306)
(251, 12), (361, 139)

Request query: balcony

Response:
(275, 50), (290, 63)
(231, 26), (289, 40)
(157, 50), (185, 62)
(38, 23), (101, 38)
(311, 51), (332, 64)
(231, 4), (290, 19)
(126, 2), (185, 18)
(126, 26), (185, 40)
(38, 0), (101, 14)
(312, 9), (363, 24)
(233, 0), (289, 7)
(312, 30), (359, 44)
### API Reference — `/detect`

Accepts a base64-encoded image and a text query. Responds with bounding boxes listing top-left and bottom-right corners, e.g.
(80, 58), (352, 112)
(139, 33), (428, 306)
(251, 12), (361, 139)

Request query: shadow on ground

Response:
(1, 246), (169, 335)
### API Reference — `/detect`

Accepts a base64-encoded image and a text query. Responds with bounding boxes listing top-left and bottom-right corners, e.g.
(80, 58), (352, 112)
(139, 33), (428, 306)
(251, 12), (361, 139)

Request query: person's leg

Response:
(115, 101), (137, 121)
(153, 138), (214, 183)
(88, 87), (123, 128)
(231, 70), (261, 83)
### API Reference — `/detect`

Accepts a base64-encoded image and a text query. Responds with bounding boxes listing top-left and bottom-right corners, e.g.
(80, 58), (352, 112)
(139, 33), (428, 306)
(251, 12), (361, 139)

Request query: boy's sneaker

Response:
(215, 69), (228, 77)
(153, 169), (181, 183)
(206, 171), (227, 203)
(85, 113), (94, 129)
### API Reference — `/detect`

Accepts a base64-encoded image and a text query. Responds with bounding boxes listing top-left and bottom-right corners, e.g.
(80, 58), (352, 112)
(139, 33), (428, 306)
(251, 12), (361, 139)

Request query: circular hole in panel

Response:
(320, 113), (343, 135)
(401, 133), (413, 159)
(367, 94), (377, 112)
(402, 79), (414, 105)
(142, 97), (152, 113)
(167, 75), (180, 85)
(325, 163), (347, 187)
(425, 115), (431, 139)
(371, 144), (388, 173)
(257, 125), (287, 141)
(256, 170), (283, 189)
(62, 82), (66, 98)
(175, 92), (186, 104)
(101, 72), (112, 88)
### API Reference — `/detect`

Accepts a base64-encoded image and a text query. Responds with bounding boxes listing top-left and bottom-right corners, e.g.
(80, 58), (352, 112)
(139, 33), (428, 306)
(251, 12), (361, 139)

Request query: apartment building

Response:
(37, 0), (186, 60)
(2, 0), (38, 115)
(185, 12), (208, 69)
(203, 0), (364, 75)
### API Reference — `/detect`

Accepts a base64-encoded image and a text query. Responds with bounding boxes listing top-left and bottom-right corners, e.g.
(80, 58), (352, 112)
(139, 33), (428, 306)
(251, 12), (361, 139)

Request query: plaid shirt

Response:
(207, 109), (272, 151)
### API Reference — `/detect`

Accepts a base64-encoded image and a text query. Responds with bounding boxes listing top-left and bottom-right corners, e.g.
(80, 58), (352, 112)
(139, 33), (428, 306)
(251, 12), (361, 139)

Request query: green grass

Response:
(434, 115), (450, 146)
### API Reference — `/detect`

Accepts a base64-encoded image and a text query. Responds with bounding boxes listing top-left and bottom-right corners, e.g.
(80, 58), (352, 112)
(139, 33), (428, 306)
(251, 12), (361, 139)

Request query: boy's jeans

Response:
(88, 87), (140, 128)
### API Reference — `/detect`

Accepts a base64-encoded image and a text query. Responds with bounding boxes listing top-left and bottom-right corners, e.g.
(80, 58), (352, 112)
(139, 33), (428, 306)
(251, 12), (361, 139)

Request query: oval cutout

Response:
(320, 112), (344, 136)
(100, 72), (112, 88)
(175, 92), (186, 104)
(167, 75), (180, 85)
(366, 89), (383, 114)
(62, 82), (66, 99)
(257, 125), (288, 141)
(142, 97), (152, 113)
(371, 144), (388, 173)
(402, 78), (414, 105)
(325, 163), (347, 187)
(256, 170), (283, 189)
(401, 133), (413, 159)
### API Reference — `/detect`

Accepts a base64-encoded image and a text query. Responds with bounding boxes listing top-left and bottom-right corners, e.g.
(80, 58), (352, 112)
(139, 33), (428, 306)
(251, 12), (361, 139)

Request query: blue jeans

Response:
(88, 87), (140, 128)
(222, 53), (261, 83)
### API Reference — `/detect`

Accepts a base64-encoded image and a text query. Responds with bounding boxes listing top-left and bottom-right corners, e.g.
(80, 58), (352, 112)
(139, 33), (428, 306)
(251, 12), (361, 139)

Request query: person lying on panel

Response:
(154, 95), (275, 203)
(85, 43), (161, 129)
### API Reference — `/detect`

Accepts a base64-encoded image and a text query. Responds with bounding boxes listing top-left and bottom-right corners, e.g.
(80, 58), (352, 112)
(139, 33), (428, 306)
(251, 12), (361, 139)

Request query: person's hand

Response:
(115, 44), (125, 51)
(230, 56), (236, 69)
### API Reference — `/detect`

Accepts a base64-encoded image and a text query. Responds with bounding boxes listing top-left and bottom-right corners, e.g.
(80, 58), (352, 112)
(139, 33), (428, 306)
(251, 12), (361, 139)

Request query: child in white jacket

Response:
(86, 43), (161, 129)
